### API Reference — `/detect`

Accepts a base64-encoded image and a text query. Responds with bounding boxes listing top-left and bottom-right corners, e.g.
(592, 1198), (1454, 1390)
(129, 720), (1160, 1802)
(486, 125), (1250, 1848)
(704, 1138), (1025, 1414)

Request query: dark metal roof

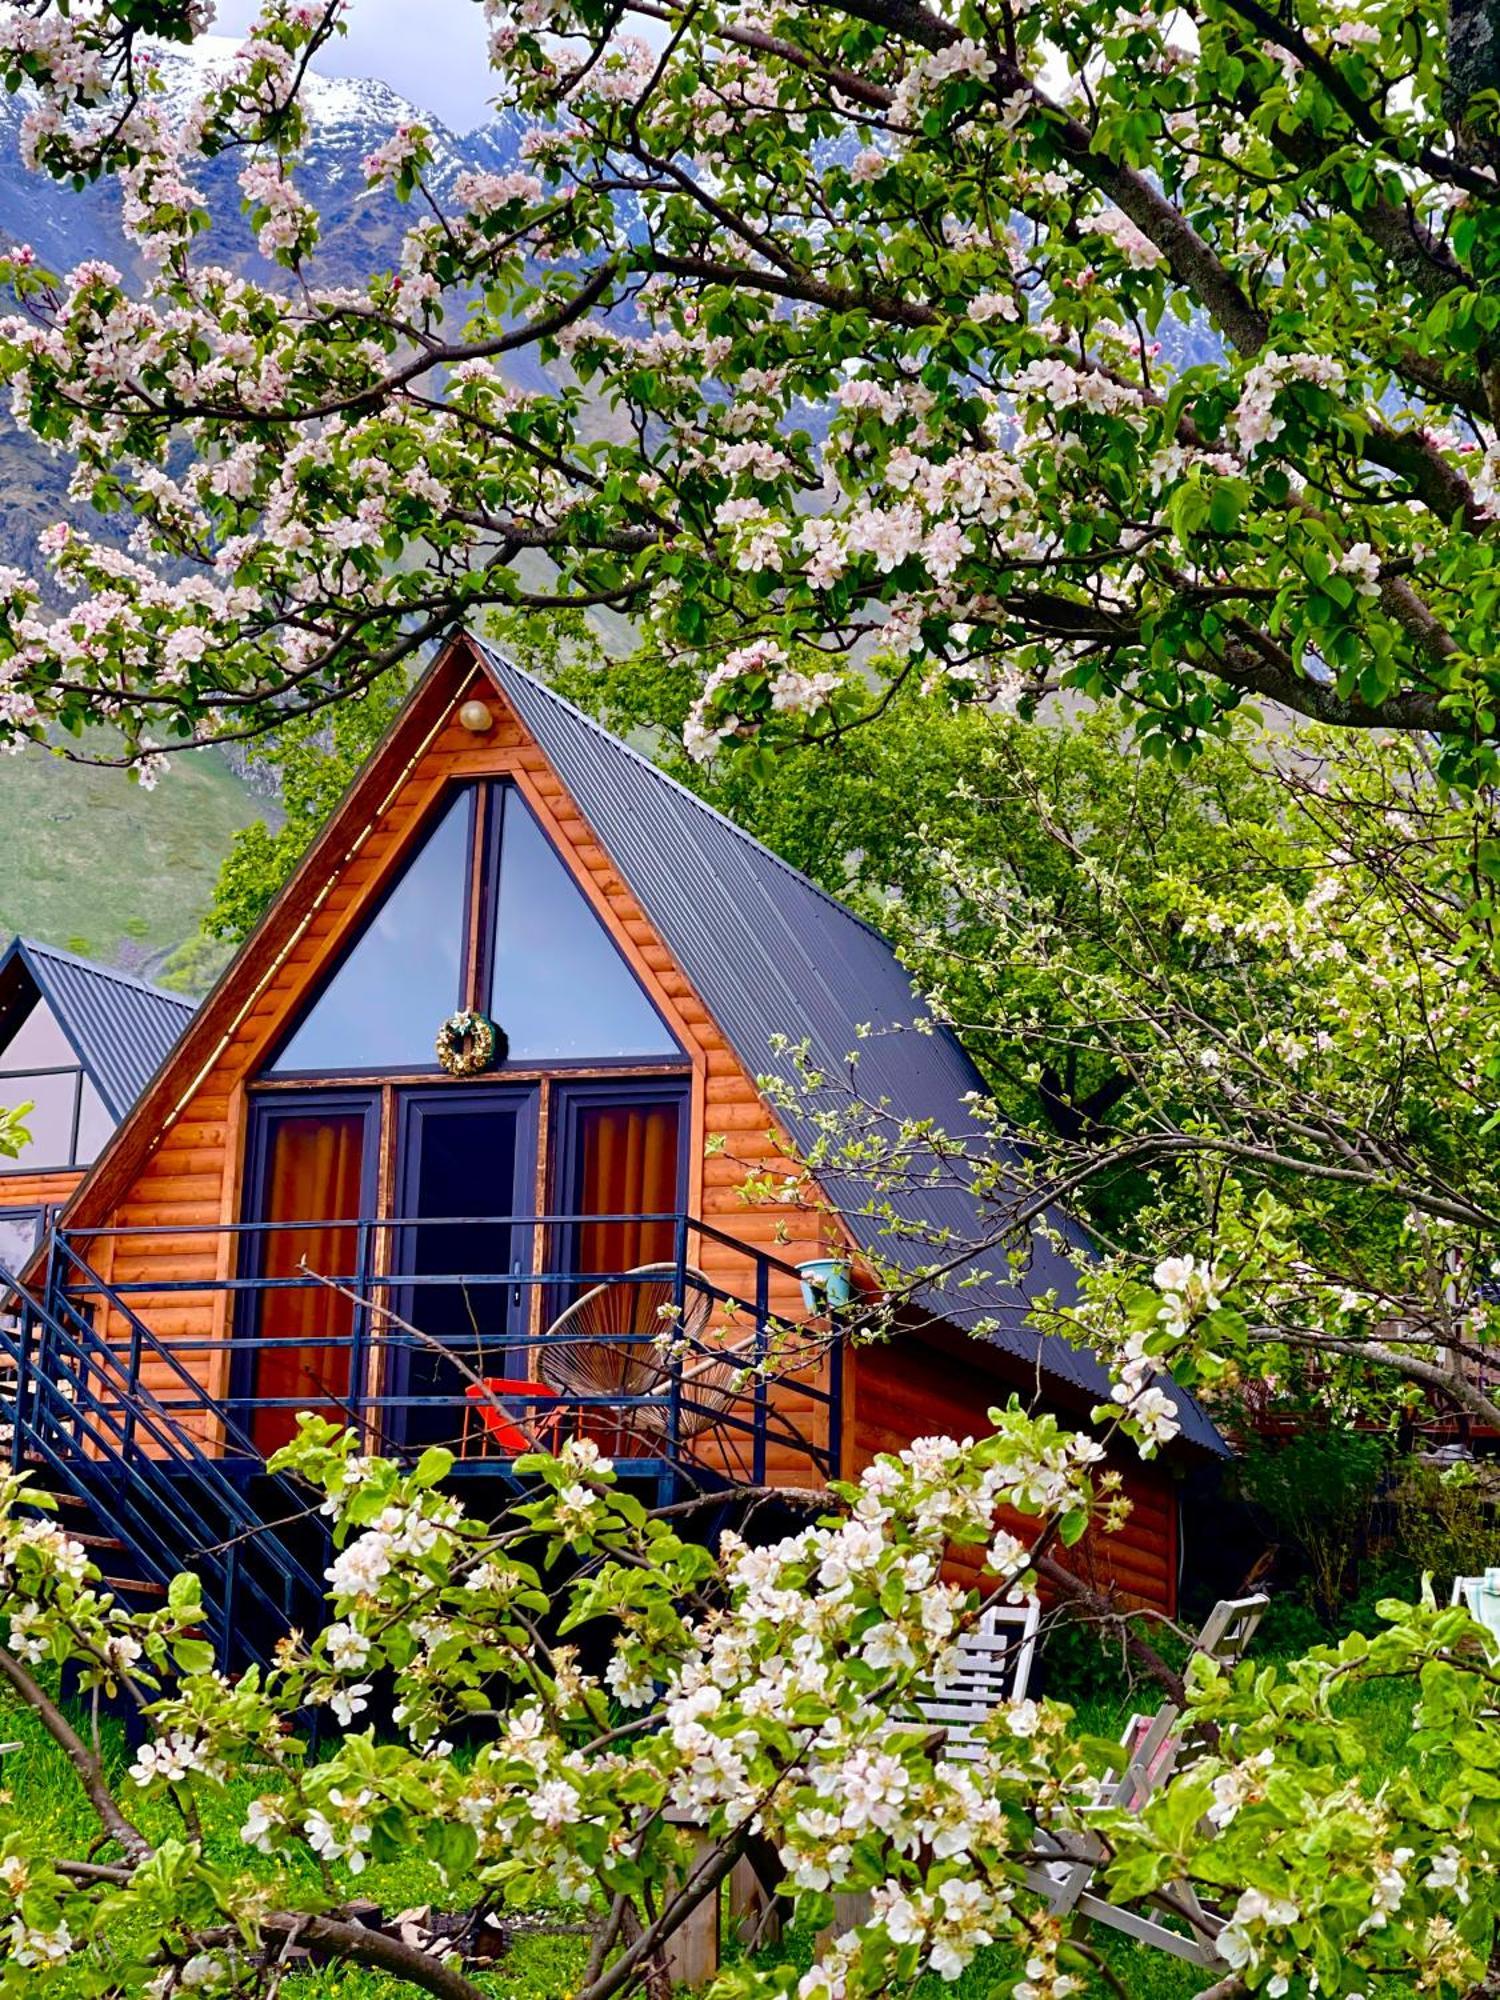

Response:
(0, 937), (196, 1121)
(476, 642), (1224, 1454)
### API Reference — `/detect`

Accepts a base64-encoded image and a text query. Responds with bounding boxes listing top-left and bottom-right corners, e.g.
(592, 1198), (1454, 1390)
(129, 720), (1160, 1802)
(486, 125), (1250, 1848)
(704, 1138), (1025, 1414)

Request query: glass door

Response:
(390, 1087), (539, 1452)
(240, 1095), (378, 1458)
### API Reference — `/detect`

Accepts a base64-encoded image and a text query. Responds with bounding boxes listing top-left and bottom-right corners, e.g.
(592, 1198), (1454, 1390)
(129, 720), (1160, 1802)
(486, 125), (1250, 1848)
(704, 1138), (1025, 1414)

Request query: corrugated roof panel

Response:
(4, 939), (196, 1121)
(475, 643), (1223, 1453)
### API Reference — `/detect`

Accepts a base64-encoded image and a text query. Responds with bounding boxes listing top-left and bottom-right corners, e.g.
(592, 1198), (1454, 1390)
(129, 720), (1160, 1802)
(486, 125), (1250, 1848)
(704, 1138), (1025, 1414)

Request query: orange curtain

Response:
(252, 1113), (365, 1454)
(576, 1103), (680, 1280)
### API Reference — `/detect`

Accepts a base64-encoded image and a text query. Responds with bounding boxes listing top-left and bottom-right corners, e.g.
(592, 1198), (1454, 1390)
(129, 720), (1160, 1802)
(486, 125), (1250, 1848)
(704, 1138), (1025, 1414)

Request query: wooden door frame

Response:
(544, 1075), (692, 1321)
(386, 1082), (542, 1439)
(233, 1089), (382, 1448)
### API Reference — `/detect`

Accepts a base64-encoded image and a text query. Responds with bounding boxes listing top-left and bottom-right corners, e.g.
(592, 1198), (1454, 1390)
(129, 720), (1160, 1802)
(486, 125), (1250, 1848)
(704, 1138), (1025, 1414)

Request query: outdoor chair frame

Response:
(1022, 1592), (1271, 1969)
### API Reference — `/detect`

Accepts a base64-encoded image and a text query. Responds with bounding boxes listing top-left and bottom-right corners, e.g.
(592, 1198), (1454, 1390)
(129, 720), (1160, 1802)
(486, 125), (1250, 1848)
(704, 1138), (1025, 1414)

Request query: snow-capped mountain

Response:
(0, 46), (533, 569)
(0, 39), (528, 281)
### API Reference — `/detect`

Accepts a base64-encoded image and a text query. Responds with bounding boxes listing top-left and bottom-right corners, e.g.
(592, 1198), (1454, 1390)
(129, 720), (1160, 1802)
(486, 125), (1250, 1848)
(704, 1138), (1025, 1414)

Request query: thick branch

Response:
(580, 1827), (748, 2000)
(1001, 591), (1457, 733)
(1274, 1330), (1500, 1431)
(1216, 639), (1453, 733)
(254, 1913), (492, 2000)
(0, 1643), (153, 1863)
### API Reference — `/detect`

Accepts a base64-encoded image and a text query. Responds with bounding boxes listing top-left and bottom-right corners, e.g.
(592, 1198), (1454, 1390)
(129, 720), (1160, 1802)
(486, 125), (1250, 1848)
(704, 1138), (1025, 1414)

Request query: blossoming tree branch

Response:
(3, 1421), (1500, 1999)
(761, 721), (1500, 1451)
(0, 0), (1498, 776)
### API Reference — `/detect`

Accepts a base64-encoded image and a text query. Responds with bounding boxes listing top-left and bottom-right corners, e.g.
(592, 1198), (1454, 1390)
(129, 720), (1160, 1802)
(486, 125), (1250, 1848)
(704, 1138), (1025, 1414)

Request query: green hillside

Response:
(0, 736), (275, 984)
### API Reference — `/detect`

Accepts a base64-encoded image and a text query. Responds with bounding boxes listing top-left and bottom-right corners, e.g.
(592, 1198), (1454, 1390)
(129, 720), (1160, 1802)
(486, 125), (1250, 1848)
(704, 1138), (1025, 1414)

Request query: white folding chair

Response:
(914, 1598), (1041, 1761)
(1024, 1594), (1270, 1968)
(1452, 1573), (1500, 1643)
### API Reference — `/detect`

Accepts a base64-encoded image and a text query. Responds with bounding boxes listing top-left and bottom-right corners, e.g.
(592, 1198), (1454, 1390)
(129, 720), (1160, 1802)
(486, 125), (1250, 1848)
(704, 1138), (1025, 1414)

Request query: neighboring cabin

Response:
(0, 937), (194, 1269)
(8, 633), (1221, 1659)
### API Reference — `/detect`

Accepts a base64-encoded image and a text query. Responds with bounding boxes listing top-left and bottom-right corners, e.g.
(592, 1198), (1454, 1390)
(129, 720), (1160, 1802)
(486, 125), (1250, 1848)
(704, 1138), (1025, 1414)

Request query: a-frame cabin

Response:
(3, 634), (1221, 1664)
(0, 937), (194, 1270)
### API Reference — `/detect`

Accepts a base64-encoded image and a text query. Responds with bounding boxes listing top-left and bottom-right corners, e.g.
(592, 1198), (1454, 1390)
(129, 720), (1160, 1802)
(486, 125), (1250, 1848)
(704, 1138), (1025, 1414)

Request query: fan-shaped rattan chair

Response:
(538, 1263), (748, 1457)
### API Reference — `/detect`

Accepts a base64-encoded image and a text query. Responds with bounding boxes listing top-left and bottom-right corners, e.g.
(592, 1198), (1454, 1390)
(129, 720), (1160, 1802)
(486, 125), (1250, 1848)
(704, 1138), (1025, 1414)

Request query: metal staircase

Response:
(0, 1250), (328, 1671)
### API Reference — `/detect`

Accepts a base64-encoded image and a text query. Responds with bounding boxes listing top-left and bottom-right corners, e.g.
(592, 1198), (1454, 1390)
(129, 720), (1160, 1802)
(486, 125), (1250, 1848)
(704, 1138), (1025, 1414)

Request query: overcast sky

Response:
(210, 0), (499, 130)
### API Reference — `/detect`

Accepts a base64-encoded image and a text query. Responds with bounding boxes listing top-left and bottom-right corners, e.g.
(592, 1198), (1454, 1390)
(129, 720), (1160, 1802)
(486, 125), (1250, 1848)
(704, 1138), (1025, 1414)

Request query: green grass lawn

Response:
(0, 1669), (1418, 1998)
(0, 735), (273, 978)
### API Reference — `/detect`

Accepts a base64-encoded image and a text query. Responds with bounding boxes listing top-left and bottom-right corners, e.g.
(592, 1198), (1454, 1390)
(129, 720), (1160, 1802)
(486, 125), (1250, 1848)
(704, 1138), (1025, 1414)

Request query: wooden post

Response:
(816, 1891), (872, 1956)
(728, 1854), (783, 1950)
(662, 1814), (721, 1990)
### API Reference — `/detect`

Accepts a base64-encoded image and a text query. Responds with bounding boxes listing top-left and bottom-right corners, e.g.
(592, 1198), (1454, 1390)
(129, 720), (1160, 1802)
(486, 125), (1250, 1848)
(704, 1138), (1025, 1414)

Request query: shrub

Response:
(1237, 1430), (1389, 1623)
(1391, 1456), (1500, 1595)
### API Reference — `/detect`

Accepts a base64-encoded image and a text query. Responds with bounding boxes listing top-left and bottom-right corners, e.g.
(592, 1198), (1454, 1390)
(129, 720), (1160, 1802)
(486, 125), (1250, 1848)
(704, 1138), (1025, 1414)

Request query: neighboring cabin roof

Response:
(0, 936), (196, 1121)
(475, 642), (1225, 1456)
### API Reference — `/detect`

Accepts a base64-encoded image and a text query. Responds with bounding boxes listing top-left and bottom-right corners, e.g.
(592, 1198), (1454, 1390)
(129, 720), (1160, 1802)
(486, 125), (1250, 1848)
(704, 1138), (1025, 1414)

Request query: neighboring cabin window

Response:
(0, 995), (113, 1170)
(266, 781), (681, 1076)
(0, 1207), (42, 1272)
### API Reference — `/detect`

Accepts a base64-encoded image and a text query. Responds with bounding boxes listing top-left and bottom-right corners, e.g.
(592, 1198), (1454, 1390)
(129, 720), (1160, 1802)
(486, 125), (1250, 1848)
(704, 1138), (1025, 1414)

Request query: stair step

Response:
(62, 1529), (127, 1553)
(100, 1575), (168, 1600)
(18, 1486), (90, 1511)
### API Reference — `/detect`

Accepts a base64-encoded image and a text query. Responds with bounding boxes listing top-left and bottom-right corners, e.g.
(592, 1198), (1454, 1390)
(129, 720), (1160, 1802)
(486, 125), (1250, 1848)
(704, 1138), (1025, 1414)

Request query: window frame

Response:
(261, 777), (685, 1082)
(483, 781), (683, 1069)
(264, 785), (481, 1083)
(0, 1204), (46, 1274)
(546, 1076), (692, 1304)
(232, 1089), (383, 1427)
(0, 1061), (89, 1173)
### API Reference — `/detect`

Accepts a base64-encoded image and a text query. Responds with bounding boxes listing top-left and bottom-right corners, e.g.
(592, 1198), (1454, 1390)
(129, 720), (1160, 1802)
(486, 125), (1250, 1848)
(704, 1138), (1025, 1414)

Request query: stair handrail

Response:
(0, 1282), (316, 1662)
(0, 1313), (298, 1648)
(20, 1251), (328, 1614)
(45, 1237), (331, 1590)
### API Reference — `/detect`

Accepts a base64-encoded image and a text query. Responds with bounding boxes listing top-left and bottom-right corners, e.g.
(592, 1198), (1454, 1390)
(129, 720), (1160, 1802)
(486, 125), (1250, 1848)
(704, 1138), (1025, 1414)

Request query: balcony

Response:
(14, 1214), (844, 1503)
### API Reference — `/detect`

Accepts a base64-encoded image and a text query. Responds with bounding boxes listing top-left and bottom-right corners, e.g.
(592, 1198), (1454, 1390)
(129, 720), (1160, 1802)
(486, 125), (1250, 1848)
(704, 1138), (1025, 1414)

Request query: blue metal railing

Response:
(46, 1212), (843, 1490)
(0, 1262), (327, 1668)
(0, 1212), (845, 1657)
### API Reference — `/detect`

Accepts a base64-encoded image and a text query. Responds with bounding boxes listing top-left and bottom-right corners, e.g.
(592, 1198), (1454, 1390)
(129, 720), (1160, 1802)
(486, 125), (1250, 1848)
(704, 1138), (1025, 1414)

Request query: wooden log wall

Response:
(844, 1334), (1179, 1616)
(0, 1167), (84, 1216)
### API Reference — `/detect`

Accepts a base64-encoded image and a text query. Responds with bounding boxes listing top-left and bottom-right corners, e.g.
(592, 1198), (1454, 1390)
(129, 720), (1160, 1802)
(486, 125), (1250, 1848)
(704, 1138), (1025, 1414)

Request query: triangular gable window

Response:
(265, 780), (680, 1077)
(269, 792), (472, 1075)
(487, 788), (680, 1062)
(0, 988), (114, 1167)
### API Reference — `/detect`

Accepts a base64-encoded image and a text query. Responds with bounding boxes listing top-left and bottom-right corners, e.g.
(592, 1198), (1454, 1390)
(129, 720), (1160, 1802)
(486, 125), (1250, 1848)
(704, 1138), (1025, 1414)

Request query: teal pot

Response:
(798, 1257), (853, 1314)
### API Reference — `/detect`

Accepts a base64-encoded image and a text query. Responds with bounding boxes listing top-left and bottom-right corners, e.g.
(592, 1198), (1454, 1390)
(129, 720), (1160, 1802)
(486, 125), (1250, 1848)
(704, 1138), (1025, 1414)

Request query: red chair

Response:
(462, 1377), (568, 1458)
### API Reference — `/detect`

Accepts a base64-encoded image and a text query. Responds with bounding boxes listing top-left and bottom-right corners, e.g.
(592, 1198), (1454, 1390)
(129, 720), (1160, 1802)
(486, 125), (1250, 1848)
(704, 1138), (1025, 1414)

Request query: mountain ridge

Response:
(0, 48), (472, 975)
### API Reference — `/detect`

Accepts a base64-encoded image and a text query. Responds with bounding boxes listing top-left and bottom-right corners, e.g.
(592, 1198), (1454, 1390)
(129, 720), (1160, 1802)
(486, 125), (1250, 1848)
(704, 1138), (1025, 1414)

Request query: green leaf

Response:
(167, 1573), (203, 1615)
(412, 1446), (455, 1488)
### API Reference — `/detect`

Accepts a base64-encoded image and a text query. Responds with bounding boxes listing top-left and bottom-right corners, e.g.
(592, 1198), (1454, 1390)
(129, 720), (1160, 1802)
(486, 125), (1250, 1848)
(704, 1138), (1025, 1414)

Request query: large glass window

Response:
(0, 994), (112, 1169)
(263, 781), (681, 1078)
(269, 792), (472, 1075)
(489, 789), (679, 1062)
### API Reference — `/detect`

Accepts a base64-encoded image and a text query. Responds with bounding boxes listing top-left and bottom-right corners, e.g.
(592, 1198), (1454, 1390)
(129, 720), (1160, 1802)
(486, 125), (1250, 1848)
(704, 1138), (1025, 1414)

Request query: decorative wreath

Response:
(435, 1009), (507, 1077)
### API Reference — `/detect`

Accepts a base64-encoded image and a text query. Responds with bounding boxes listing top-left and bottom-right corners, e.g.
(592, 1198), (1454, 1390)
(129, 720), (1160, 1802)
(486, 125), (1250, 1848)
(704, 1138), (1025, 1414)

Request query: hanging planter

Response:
(797, 1256), (853, 1315)
(435, 1009), (507, 1077)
